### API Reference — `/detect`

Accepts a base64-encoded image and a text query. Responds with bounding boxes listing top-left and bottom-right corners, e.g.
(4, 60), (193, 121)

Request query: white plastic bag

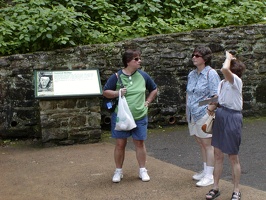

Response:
(115, 89), (137, 131)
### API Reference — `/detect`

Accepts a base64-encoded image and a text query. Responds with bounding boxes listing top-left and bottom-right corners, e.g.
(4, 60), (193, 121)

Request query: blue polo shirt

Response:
(186, 66), (221, 122)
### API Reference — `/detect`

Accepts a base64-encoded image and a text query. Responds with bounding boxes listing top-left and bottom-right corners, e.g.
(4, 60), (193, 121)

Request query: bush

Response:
(0, 0), (265, 55)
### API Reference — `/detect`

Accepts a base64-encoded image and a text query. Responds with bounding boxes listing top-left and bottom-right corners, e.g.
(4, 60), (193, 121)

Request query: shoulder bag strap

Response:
(116, 70), (124, 88)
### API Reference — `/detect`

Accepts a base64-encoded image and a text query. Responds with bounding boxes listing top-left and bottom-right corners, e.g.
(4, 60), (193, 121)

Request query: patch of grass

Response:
(243, 116), (266, 123)
(0, 138), (43, 148)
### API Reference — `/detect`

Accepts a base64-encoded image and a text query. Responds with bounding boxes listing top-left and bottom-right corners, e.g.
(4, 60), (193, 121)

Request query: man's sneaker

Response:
(196, 175), (214, 187)
(192, 170), (205, 181)
(112, 169), (123, 183)
(139, 168), (150, 182)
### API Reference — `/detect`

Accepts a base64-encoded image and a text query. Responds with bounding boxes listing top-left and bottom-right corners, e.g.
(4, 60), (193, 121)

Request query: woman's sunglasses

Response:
(191, 54), (202, 58)
(133, 57), (141, 61)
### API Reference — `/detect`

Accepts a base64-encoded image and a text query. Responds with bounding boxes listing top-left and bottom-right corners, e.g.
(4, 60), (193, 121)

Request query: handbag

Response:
(202, 114), (215, 134)
(115, 89), (137, 131)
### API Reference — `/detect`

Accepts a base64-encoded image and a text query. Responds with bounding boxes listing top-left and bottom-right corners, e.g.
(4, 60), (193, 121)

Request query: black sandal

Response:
(206, 189), (220, 200)
(231, 192), (241, 200)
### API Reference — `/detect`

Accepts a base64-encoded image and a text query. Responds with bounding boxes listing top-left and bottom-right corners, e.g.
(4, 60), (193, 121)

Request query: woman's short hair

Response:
(122, 49), (141, 67)
(230, 59), (246, 78)
(193, 46), (212, 66)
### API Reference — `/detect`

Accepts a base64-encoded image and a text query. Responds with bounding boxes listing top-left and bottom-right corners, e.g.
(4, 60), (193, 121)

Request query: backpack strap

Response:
(207, 68), (214, 97)
(207, 68), (213, 80)
(116, 70), (124, 88)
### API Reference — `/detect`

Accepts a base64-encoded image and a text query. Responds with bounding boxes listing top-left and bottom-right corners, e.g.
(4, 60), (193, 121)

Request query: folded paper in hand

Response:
(198, 96), (218, 106)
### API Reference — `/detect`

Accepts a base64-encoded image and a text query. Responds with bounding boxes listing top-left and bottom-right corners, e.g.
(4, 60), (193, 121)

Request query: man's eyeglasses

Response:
(133, 57), (141, 61)
(192, 54), (202, 58)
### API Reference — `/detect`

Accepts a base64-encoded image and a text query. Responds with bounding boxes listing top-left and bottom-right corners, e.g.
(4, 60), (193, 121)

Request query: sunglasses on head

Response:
(133, 57), (141, 61)
(192, 54), (202, 58)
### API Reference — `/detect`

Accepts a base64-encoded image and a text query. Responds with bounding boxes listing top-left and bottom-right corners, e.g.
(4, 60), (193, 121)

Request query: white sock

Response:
(115, 168), (122, 172)
(203, 162), (207, 173)
(139, 167), (146, 172)
(206, 166), (214, 178)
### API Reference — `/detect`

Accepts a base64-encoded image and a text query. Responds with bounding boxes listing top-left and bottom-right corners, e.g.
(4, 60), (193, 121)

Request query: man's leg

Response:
(201, 137), (214, 168)
(213, 147), (224, 189)
(114, 138), (127, 168)
(133, 139), (150, 181)
(228, 154), (241, 193)
(196, 137), (215, 187)
(195, 136), (207, 166)
(112, 138), (127, 183)
(133, 139), (147, 168)
(206, 147), (224, 199)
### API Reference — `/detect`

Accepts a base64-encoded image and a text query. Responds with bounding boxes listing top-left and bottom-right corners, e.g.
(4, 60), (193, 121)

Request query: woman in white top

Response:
(206, 51), (246, 200)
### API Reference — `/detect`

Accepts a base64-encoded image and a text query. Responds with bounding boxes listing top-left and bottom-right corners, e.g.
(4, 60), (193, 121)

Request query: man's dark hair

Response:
(122, 49), (141, 68)
(193, 46), (212, 66)
(230, 59), (246, 78)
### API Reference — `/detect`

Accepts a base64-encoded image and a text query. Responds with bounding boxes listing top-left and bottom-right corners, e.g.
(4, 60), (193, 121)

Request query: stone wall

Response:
(0, 24), (265, 143)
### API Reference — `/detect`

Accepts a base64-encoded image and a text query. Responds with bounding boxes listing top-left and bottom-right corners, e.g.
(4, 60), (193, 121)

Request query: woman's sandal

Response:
(231, 192), (241, 200)
(206, 189), (220, 200)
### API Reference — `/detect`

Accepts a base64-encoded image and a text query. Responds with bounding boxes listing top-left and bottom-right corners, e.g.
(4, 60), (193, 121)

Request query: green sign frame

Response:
(34, 69), (103, 99)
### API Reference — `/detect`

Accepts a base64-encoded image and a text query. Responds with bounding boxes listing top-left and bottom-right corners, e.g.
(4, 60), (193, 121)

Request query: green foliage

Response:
(0, 0), (265, 55)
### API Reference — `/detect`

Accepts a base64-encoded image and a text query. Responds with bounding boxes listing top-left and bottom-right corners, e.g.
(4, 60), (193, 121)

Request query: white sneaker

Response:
(112, 169), (123, 183)
(192, 170), (205, 181)
(196, 175), (214, 187)
(139, 168), (150, 182)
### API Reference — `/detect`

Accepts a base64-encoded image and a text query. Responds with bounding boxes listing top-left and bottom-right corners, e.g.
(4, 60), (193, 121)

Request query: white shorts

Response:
(188, 113), (212, 139)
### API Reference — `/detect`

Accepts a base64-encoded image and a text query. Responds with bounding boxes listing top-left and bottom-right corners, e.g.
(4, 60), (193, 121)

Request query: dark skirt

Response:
(212, 106), (243, 155)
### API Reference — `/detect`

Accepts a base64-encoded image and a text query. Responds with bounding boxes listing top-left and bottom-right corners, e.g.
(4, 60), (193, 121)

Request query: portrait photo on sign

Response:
(37, 71), (54, 93)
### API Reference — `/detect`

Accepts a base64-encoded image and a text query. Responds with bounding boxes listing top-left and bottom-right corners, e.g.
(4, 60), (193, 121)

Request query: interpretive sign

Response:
(34, 69), (102, 98)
